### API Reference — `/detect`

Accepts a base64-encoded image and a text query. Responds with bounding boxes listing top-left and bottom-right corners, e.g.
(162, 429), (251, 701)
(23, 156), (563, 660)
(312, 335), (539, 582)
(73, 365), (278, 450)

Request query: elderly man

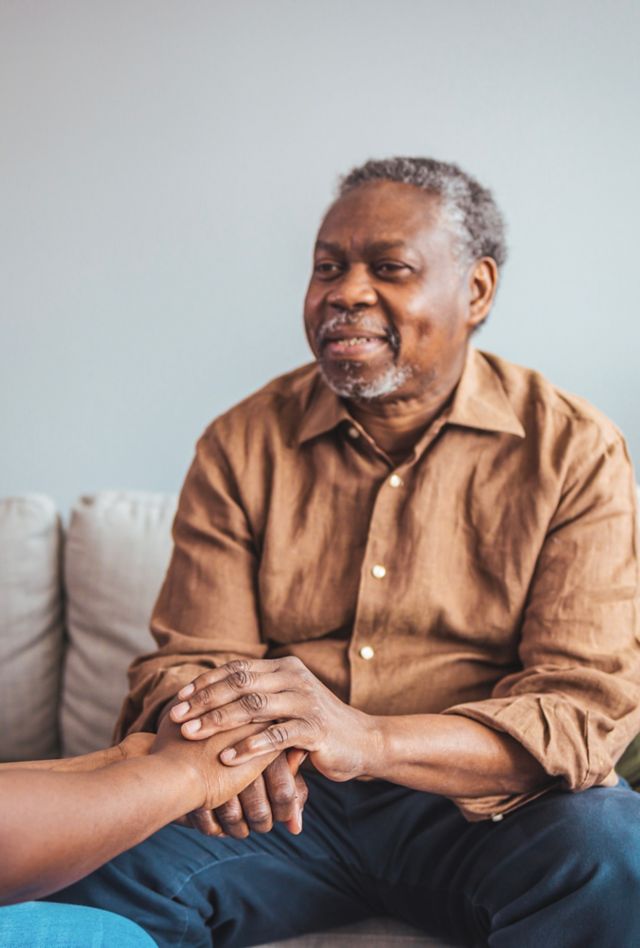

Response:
(52, 158), (640, 946)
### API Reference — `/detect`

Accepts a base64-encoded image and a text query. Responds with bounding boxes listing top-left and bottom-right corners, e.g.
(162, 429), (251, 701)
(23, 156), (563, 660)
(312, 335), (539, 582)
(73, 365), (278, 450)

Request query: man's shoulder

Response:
(199, 362), (321, 449)
(478, 349), (624, 452)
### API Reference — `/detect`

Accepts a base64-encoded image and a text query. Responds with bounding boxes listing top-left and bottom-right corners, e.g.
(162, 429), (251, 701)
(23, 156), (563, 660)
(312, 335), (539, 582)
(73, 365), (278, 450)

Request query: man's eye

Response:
(375, 262), (408, 275)
(314, 262), (342, 278)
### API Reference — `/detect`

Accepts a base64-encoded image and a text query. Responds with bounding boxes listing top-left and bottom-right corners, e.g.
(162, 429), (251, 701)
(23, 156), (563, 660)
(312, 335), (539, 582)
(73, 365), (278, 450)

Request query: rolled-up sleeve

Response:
(115, 426), (267, 738)
(444, 430), (640, 820)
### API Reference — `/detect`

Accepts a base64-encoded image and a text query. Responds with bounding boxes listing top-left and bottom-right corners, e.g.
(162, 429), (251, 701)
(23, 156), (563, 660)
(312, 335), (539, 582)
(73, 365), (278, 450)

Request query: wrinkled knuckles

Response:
(228, 668), (253, 690)
(242, 692), (268, 713)
(267, 725), (289, 747)
(270, 785), (296, 807)
(216, 804), (245, 825)
(195, 685), (216, 708)
(246, 804), (273, 826)
(204, 707), (224, 728)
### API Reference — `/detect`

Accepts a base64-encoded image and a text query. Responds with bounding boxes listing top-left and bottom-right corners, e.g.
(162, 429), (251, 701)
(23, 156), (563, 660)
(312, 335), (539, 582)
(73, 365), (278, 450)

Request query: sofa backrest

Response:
(0, 491), (176, 761)
(0, 495), (64, 760)
(60, 491), (177, 756)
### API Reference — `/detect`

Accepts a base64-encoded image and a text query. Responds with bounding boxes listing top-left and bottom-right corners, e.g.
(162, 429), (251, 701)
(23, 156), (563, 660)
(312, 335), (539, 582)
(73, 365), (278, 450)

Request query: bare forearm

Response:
(0, 746), (120, 774)
(362, 713), (548, 796)
(0, 756), (199, 905)
(0, 735), (155, 776)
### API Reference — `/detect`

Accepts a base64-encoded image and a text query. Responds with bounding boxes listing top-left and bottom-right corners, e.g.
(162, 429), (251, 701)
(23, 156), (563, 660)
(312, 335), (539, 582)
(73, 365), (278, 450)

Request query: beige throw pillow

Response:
(0, 495), (64, 760)
(60, 490), (176, 756)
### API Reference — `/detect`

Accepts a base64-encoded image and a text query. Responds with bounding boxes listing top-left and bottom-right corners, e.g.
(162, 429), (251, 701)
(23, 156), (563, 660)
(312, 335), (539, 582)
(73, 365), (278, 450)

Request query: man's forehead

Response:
(315, 184), (443, 251)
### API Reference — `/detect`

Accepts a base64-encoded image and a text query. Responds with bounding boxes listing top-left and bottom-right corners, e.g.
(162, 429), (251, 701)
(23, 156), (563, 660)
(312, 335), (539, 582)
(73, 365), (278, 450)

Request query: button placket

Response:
(348, 471), (404, 706)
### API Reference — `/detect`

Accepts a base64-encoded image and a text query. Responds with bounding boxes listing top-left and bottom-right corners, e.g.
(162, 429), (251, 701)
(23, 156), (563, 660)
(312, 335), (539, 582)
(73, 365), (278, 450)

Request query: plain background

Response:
(1, 0), (638, 516)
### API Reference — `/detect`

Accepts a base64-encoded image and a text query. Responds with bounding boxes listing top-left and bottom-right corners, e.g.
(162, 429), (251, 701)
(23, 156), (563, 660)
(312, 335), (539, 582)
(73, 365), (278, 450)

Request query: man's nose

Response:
(326, 265), (377, 310)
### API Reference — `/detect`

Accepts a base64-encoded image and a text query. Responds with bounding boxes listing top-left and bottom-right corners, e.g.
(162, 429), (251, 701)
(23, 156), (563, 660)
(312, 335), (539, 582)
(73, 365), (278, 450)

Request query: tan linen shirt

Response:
(118, 347), (640, 820)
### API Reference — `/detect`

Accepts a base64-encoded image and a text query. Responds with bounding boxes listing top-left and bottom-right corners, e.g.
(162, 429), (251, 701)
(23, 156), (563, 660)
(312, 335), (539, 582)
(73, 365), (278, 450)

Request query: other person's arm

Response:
(0, 722), (277, 905)
(0, 732), (153, 774)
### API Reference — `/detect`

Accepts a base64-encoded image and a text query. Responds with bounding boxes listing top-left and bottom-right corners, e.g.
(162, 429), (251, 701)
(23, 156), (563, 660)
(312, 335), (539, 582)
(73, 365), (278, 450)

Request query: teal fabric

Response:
(0, 902), (156, 947)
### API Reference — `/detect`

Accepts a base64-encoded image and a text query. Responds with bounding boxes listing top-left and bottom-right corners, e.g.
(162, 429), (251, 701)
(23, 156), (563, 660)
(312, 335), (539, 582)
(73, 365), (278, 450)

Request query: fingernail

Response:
(220, 747), (236, 763)
(172, 701), (190, 719)
(178, 683), (195, 699)
(183, 719), (201, 734)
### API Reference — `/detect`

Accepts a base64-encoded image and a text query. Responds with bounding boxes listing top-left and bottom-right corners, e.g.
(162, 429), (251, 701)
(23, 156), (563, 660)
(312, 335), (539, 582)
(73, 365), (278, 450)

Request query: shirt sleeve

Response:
(443, 429), (640, 821)
(114, 427), (267, 738)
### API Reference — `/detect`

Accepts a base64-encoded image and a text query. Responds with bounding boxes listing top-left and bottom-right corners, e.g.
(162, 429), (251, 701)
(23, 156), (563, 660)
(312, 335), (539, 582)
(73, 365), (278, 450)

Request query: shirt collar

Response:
(295, 370), (351, 445)
(295, 348), (525, 446)
(446, 347), (525, 438)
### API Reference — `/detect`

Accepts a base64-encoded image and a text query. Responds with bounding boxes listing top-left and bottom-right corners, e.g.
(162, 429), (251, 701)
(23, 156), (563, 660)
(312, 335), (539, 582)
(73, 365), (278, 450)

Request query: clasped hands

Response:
(165, 656), (377, 839)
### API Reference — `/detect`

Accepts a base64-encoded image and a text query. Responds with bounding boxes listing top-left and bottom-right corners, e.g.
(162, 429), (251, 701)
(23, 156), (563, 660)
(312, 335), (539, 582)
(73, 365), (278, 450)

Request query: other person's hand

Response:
(152, 714), (280, 820)
(116, 731), (156, 760)
(170, 657), (375, 782)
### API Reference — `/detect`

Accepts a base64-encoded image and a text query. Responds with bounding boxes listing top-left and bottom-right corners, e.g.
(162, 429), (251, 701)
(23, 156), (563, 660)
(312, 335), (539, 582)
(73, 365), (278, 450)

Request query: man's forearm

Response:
(362, 712), (548, 797)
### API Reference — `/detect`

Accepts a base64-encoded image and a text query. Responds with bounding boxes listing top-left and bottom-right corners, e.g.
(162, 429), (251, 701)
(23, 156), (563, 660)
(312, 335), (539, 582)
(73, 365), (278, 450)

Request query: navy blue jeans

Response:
(48, 772), (640, 947)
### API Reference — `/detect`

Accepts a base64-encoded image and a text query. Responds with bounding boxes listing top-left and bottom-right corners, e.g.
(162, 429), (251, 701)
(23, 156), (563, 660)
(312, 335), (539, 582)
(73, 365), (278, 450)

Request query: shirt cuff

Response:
(442, 698), (619, 820)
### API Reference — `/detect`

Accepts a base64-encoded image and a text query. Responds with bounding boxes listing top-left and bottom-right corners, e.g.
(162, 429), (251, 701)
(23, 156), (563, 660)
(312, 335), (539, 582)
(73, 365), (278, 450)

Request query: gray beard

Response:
(319, 361), (413, 400)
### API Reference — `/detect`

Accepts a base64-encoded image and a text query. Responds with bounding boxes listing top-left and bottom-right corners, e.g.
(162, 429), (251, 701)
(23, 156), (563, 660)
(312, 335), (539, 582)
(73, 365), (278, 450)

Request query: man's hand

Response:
(169, 657), (376, 782)
(210, 750), (308, 838)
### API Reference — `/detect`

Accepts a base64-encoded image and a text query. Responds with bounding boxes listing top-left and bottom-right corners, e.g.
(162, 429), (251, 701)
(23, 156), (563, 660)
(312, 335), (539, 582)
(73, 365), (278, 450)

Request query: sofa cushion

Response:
(0, 495), (64, 760)
(60, 491), (176, 756)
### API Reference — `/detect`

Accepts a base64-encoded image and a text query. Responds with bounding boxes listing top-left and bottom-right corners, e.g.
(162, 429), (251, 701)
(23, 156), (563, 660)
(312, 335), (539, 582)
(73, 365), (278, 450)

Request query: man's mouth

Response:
(323, 335), (390, 359)
(317, 318), (395, 361)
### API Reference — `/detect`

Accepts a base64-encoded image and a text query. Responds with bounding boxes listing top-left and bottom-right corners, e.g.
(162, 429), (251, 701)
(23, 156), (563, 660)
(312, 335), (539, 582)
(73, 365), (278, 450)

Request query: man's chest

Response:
(249, 430), (556, 664)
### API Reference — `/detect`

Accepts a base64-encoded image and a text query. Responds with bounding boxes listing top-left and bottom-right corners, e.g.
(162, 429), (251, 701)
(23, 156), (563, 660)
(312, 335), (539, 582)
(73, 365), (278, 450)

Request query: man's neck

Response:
(345, 355), (467, 464)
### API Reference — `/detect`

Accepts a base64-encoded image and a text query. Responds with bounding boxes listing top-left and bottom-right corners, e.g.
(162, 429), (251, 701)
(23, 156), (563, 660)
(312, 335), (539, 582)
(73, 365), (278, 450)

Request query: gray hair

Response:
(338, 156), (507, 269)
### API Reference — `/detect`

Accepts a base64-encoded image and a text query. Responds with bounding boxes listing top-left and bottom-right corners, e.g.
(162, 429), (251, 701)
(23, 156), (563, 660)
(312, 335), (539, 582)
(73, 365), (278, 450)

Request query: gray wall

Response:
(2, 0), (639, 516)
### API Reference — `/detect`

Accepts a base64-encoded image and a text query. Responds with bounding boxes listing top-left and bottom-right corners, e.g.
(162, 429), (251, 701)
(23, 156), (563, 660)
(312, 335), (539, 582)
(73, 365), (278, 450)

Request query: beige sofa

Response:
(0, 491), (453, 947)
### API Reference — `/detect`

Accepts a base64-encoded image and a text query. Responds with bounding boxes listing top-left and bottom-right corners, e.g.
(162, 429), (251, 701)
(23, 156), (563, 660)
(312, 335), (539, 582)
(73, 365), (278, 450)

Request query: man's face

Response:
(304, 180), (488, 403)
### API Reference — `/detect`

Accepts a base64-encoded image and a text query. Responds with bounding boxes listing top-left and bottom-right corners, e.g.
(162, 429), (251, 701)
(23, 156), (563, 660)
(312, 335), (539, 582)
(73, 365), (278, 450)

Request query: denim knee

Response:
(524, 783), (640, 905)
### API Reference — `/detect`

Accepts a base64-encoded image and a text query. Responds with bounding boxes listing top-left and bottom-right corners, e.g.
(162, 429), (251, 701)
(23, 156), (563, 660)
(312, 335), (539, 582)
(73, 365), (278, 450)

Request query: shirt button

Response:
(347, 426), (360, 439)
(359, 645), (375, 660)
(371, 564), (386, 579)
(491, 813), (504, 823)
(389, 474), (403, 488)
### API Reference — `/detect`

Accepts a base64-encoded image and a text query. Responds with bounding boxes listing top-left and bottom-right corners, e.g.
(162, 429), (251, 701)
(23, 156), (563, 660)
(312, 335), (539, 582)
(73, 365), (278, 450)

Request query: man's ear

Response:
(468, 257), (498, 331)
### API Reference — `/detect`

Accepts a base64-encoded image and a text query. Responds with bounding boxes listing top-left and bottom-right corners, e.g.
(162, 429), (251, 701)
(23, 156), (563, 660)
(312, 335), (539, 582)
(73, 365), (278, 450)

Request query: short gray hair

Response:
(338, 156), (507, 269)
